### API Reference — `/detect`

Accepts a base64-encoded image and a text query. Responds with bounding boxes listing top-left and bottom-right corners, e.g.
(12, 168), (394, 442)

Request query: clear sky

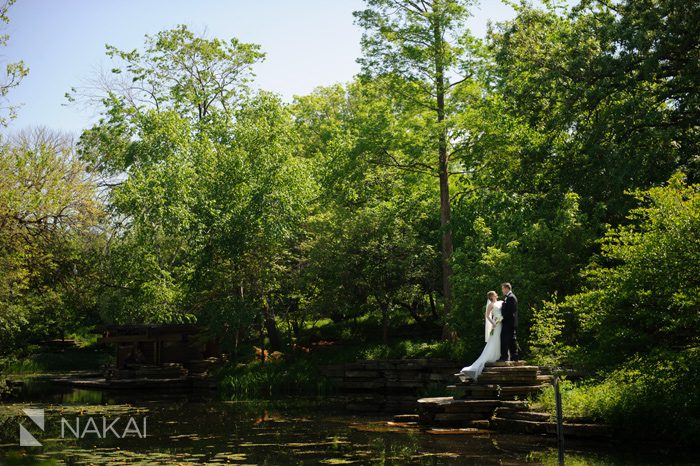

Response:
(2, 0), (521, 136)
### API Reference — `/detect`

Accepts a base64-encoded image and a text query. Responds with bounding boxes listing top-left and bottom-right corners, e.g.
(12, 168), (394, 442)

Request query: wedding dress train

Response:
(458, 299), (503, 382)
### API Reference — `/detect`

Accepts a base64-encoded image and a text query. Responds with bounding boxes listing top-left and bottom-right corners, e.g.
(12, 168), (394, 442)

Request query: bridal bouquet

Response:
(489, 317), (503, 336)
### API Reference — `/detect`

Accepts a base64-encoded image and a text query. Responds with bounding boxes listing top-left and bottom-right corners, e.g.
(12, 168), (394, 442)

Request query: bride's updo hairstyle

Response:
(487, 291), (497, 301)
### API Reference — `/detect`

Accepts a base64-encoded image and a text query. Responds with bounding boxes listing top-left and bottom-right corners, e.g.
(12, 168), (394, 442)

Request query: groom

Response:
(498, 282), (519, 362)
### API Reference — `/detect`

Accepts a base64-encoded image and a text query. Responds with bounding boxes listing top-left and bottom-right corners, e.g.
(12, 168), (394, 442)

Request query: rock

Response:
(346, 403), (384, 412)
(493, 409), (551, 422)
(340, 380), (385, 390)
(344, 370), (381, 378)
(434, 412), (492, 422)
(491, 416), (612, 438)
(426, 428), (478, 434)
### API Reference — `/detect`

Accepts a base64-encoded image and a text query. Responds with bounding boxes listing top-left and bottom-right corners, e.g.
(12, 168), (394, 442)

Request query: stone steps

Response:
(415, 360), (553, 426)
(403, 361), (613, 439)
(393, 414), (420, 422)
(494, 407), (551, 422)
(319, 358), (462, 412)
(416, 396), (531, 426)
(447, 384), (549, 400)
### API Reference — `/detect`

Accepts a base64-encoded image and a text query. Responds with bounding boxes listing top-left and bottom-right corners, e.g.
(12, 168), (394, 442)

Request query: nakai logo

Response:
(19, 408), (44, 447)
(18, 407), (148, 447)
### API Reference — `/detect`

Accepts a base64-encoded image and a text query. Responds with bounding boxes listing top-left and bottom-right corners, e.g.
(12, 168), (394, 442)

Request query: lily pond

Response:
(0, 381), (696, 465)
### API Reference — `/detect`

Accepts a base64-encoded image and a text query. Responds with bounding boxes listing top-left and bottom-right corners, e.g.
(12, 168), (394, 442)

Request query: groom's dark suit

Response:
(499, 291), (519, 361)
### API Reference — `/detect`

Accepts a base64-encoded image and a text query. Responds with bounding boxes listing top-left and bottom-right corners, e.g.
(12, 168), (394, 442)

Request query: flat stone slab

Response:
(419, 397), (500, 406)
(464, 384), (547, 391)
(51, 377), (193, 389)
(485, 360), (529, 367)
(344, 370), (382, 378)
(434, 412), (492, 422)
(340, 380), (385, 389)
(386, 421), (419, 427)
(441, 399), (500, 407)
(417, 397), (501, 413)
(425, 426), (490, 434)
(494, 409), (552, 422)
(480, 369), (540, 375)
(417, 396), (455, 404)
(491, 417), (612, 438)
(497, 400), (529, 409)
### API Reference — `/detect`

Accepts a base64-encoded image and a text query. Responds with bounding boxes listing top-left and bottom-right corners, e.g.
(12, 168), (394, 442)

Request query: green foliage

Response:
(218, 358), (333, 399)
(1, 347), (112, 375)
(0, 0), (29, 126)
(294, 81), (442, 333)
(534, 348), (700, 444)
(527, 297), (573, 366)
(75, 27), (315, 339)
(530, 173), (700, 367)
(486, 0), (699, 221)
(4, 1), (699, 444)
(451, 190), (590, 352)
(360, 339), (472, 361)
(0, 128), (101, 355)
(354, 0), (489, 333)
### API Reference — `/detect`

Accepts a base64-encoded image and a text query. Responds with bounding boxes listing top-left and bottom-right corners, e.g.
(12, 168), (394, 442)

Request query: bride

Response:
(457, 291), (503, 382)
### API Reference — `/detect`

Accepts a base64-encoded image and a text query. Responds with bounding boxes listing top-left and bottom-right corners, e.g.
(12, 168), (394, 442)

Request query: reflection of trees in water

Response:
(0, 399), (685, 465)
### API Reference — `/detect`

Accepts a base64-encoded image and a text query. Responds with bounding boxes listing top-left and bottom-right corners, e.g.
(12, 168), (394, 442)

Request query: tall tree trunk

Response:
(439, 152), (454, 340)
(262, 295), (283, 351)
(429, 291), (438, 320)
(259, 318), (266, 365)
(380, 301), (390, 345)
(433, 11), (455, 340)
(233, 325), (240, 362)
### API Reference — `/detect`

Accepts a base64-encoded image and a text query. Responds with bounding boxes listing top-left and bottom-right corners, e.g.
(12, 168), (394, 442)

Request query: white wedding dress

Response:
(458, 300), (503, 382)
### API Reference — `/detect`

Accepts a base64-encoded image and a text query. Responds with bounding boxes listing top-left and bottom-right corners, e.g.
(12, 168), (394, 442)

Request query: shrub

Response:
(531, 173), (700, 368)
(534, 348), (700, 444)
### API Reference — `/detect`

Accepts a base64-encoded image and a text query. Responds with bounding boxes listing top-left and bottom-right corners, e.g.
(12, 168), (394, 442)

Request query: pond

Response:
(0, 380), (695, 465)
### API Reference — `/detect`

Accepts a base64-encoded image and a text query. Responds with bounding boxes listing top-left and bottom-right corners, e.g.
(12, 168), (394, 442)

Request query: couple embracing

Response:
(457, 282), (519, 382)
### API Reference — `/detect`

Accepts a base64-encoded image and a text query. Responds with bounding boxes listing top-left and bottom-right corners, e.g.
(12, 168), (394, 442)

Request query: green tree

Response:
(293, 81), (442, 342)
(0, 128), (101, 353)
(487, 0), (699, 224)
(0, 0), (28, 126)
(531, 172), (700, 367)
(76, 27), (314, 353)
(354, 0), (482, 338)
(75, 24), (264, 176)
(449, 0), (698, 354)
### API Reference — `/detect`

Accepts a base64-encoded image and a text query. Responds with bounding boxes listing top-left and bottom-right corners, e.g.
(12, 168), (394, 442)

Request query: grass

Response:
(218, 338), (370, 399)
(530, 347), (700, 445)
(218, 358), (334, 399)
(1, 347), (112, 375)
(359, 339), (475, 361)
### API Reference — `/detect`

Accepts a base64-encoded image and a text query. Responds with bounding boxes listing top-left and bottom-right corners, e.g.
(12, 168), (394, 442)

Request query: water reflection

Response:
(0, 382), (696, 465)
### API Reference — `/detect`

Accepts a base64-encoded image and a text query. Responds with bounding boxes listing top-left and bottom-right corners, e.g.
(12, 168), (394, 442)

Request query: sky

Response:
(2, 0), (521, 136)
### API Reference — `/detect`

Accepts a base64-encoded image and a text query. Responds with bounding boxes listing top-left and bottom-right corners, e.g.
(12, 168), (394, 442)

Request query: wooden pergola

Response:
(94, 324), (214, 368)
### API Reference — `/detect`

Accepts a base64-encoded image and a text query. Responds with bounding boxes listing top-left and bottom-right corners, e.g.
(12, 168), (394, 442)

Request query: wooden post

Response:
(554, 375), (565, 465)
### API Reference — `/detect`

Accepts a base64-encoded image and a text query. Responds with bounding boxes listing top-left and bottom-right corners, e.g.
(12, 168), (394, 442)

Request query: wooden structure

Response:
(86, 324), (224, 387)
(95, 324), (219, 368)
